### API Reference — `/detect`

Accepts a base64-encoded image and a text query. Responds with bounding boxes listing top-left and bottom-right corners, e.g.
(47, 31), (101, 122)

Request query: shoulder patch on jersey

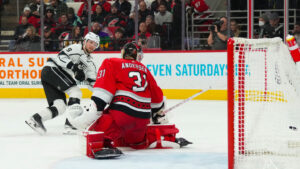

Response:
(64, 44), (83, 55)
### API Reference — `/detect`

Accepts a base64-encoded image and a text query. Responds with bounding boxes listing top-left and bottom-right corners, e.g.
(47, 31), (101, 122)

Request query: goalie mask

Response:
(121, 42), (143, 61)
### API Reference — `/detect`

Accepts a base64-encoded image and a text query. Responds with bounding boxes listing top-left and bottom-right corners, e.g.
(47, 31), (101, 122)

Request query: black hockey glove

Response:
(72, 63), (85, 81)
(152, 112), (168, 124)
(152, 112), (165, 124)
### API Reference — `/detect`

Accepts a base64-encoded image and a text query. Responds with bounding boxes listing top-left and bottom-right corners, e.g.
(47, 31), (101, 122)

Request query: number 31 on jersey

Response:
(129, 71), (148, 92)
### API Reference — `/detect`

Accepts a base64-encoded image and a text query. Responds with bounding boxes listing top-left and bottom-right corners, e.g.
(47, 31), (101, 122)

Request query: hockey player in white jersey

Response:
(25, 32), (100, 135)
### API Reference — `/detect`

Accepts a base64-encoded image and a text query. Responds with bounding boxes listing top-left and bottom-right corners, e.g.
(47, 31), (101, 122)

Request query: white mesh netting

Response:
(230, 38), (300, 169)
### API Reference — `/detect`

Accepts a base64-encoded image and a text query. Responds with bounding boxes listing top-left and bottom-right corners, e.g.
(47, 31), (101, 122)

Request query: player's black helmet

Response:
(122, 42), (138, 60)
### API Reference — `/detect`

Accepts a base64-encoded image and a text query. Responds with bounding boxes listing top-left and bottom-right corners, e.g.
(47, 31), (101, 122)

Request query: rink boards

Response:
(0, 51), (227, 100)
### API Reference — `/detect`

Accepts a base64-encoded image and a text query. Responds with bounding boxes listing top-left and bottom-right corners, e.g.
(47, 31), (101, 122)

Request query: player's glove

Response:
(151, 97), (168, 124)
(152, 112), (168, 124)
(72, 63), (85, 81)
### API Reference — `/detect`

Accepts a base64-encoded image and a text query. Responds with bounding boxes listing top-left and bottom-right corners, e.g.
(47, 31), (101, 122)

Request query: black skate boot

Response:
(63, 118), (77, 135)
(175, 137), (193, 147)
(93, 147), (123, 159)
(25, 113), (47, 135)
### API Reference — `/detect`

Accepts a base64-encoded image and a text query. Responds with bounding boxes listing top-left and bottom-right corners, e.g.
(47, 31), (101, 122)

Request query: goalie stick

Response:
(162, 87), (211, 115)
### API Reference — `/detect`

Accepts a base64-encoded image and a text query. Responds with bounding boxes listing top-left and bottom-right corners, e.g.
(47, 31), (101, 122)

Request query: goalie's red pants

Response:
(88, 109), (179, 149)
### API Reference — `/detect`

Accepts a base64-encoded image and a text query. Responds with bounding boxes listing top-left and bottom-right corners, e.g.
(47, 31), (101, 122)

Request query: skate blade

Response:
(93, 148), (123, 159)
(25, 120), (46, 135)
(94, 153), (123, 159)
(62, 130), (78, 135)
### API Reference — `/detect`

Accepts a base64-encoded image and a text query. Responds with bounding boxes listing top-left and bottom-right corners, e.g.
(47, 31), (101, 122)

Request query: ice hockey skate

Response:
(25, 113), (46, 135)
(63, 119), (78, 135)
(93, 147), (123, 159)
(175, 137), (193, 147)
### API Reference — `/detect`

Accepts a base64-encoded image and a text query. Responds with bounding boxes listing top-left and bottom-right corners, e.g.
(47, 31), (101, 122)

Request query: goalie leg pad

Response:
(82, 131), (105, 158)
(146, 124), (179, 149)
(82, 131), (123, 159)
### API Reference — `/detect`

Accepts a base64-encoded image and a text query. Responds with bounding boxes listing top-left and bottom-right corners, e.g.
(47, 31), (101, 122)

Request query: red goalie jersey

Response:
(90, 56), (165, 147)
(93, 57), (164, 119)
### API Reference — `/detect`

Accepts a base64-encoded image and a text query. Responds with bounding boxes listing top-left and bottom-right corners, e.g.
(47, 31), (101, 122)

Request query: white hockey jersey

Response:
(46, 44), (97, 84)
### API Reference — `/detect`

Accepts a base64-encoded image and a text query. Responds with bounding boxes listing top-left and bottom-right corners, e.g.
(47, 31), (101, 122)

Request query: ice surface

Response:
(0, 99), (227, 169)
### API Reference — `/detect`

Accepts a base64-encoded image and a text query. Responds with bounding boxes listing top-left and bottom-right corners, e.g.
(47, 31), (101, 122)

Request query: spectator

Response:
(137, 34), (148, 49)
(186, 0), (209, 14)
(70, 26), (83, 42)
(28, 8), (40, 29)
(186, 0), (212, 32)
(139, 1), (152, 22)
(154, 3), (173, 49)
(92, 4), (107, 24)
(44, 6), (56, 28)
(67, 7), (82, 27)
(77, 0), (95, 17)
(19, 6), (31, 24)
(293, 22), (300, 46)
(113, 0), (132, 16)
(10, 16), (33, 51)
(145, 15), (160, 49)
(55, 13), (73, 37)
(230, 20), (241, 37)
(15, 26), (41, 51)
(28, 0), (41, 13)
(98, 26), (110, 51)
(103, 4), (127, 28)
(43, 26), (59, 51)
(150, 0), (170, 14)
(254, 13), (273, 39)
(109, 27), (127, 51)
(77, 0), (94, 28)
(84, 22), (106, 36)
(154, 3), (172, 26)
(145, 15), (156, 34)
(85, 22), (110, 50)
(48, 0), (68, 22)
(14, 16), (33, 40)
(207, 16), (232, 50)
(92, 0), (111, 14)
(268, 12), (283, 39)
(62, 26), (83, 48)
(133, 22), (151, 40)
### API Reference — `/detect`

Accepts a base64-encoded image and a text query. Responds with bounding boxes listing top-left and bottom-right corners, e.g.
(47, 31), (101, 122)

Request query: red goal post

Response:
(227, 37), (300, 169)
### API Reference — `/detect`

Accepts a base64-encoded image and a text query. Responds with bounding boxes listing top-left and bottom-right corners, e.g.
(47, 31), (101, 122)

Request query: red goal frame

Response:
(227, 38), (269, 169)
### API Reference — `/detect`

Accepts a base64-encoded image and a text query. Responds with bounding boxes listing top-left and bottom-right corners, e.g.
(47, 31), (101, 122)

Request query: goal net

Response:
(227, 37), (300, 169)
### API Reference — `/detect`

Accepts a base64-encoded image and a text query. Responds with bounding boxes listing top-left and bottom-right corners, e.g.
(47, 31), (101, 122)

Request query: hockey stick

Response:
(162, 87), (211, 115)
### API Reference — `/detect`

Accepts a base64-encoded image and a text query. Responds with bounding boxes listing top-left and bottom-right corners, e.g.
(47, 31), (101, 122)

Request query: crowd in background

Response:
(5, 0), (300, 51)
(10, 0), (183, 51)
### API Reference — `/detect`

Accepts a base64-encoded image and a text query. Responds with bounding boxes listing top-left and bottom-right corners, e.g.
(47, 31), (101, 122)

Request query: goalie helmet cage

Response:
(227, 37), (300, 169)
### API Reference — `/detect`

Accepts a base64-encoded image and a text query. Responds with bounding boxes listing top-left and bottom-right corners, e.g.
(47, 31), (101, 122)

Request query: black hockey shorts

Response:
(41, 66), (77, 106)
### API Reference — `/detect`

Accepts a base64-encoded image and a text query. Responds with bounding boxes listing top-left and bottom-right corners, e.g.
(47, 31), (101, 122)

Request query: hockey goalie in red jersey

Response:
(68, 42), (191, 159)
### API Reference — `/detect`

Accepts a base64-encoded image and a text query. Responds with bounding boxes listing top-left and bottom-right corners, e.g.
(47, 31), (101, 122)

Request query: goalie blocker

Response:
(81, 124), (192, 159)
